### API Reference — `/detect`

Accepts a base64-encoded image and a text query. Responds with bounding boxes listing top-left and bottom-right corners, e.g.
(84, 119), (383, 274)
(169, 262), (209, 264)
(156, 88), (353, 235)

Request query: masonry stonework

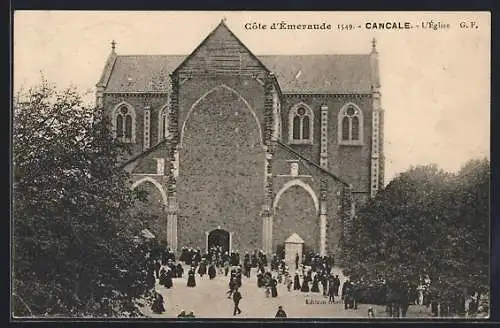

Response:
(98, 20), (384, 256)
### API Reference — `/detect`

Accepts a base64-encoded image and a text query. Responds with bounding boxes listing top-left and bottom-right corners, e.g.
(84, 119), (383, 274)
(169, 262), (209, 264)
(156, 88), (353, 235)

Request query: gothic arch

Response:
(112, 101), (136, 143)
(273, 179), (319, 214)
(338, 102), (364, 145)
(131, 177), (168, 206)
(179, 84), (263, 147)
(288, 102), (314, 144)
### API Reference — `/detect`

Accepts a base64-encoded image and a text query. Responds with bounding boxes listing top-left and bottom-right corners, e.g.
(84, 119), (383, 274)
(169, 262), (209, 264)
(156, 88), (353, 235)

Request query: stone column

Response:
(261, 209), (272, 255)
(166, 196), (177, 251)
(143, 106), (151, 150)
(165, 73), (179, 251)
(320, 105), (329, 169)
(261, 73), (276, 255)
(319, 177), (328, 256)
(370, 39), (383, 198)
(370, 99), (381, 198)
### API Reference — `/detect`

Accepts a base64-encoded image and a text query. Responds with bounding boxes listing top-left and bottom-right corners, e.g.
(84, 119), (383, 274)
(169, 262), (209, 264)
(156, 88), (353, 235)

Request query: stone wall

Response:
(176, 84), (265, 251)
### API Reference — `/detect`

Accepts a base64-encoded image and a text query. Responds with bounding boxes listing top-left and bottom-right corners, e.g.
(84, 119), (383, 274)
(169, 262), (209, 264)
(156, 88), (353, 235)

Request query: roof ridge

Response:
(115, 53), (368, 57)
(116, 54), (187, 57)
(119, 138), (169, 169)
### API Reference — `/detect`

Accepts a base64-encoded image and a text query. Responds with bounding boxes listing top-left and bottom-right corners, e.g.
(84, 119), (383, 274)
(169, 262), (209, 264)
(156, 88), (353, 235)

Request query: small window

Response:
(289, 102), (314, 144)
(114, 103), (136, 143)
(338, 103), (363, 145)
(158, 103), (170, 142)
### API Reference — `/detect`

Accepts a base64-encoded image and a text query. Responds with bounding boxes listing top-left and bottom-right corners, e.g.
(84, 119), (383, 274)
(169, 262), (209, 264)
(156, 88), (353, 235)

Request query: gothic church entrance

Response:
(177, 85), (265, 251)
(207, 229), (230, 253)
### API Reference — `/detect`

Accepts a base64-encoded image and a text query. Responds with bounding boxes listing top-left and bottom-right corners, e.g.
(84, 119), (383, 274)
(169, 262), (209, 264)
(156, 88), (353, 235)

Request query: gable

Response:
(275, 141), (349, 187)
(173, 22), (269, 76)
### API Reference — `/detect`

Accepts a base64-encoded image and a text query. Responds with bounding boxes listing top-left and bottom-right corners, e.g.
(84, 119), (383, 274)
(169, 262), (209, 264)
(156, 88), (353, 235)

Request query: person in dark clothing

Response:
(275, 305), (287, 318)
(232, 288), (242, 316)
(271, 277), (278, 297)
(154, 260), (161, 279)
(295, 253), (300, 270)
(187, 267), (196, 287)
(293, 272), (301, 290)
(301, 275), (310, 292)
(159, 268), (168, 286)
(227, 277), (237, 298)
(334, 275), (341, 296)
(198, 260), (207, 277)
(321, 274), (328, 296)
(328, 279), (336, 303)
(164, 269), (173, 289)
(208, 263), (216, 280)
(257, 272), (264, 288)
(311, 274), (320, 293)
(243, 258), (251, 278)
(342, 279), (355, 309)
(151, 292), (165, 314)
(176, 263), (184, 278)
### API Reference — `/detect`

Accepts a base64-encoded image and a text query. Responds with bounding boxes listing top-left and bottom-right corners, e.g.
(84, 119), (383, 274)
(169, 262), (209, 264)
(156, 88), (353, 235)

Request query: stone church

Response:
(95, 20), (385, 257)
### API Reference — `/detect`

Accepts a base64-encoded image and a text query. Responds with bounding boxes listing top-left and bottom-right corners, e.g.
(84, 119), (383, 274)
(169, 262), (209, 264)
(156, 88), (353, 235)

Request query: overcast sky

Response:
(13, 11), (490, 184)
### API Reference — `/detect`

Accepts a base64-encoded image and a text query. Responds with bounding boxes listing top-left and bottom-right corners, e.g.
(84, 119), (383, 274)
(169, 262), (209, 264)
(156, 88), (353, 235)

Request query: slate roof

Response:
(102, 54), (373, 94)
(104, 55), (185, 93)
(260, 55), (372, 94)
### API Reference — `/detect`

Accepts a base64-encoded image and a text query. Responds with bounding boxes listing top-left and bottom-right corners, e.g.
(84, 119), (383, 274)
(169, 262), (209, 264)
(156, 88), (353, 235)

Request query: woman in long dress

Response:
(187, 267), (196, 287)
(151, 292), (165, 314)
(301, 274), (310, 292)
(293, 272), (301, 290)
(198, 260), (207, 277)
(311, 274), (320, 293)
(271, 277), (278, 297)
(159, 268), (168, 287)
(208, 263), (216, 280)
(165, 268), (173, 289)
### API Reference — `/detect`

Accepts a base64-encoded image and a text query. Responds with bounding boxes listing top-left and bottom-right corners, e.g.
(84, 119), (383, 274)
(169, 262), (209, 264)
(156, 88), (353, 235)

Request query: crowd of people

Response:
(145, 244), (487, 319)
(146, 245), (357, 317)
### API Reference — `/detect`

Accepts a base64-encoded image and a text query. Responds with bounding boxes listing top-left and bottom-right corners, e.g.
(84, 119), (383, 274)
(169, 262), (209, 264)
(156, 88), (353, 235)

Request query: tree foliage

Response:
(343, 160), (490, 301)
(12, 80), (153, 317)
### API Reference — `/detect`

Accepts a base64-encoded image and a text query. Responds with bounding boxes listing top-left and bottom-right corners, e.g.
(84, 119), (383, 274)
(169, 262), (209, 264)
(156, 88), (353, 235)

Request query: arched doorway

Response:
(207, 229), (231, 253)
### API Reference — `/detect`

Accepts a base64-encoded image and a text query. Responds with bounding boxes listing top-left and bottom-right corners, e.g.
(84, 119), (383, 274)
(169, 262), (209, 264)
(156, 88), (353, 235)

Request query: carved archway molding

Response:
(179, 84), (264, 148)
(272, 178), (320, 214)
(131, 176), (168, 206)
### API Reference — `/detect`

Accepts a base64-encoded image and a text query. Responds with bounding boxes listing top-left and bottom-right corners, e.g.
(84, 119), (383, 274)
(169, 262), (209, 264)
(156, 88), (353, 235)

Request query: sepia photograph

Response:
(12, 11), (490, 319)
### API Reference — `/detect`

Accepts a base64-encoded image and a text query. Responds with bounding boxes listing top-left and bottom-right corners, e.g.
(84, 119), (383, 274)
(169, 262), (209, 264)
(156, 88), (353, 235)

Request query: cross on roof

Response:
(371, 38), (377, 51)
(111, 40), (117, 51)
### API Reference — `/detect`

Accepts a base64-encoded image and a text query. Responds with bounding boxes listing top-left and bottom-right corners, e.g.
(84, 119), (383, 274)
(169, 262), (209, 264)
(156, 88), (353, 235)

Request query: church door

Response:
(207, 229), (230, 253)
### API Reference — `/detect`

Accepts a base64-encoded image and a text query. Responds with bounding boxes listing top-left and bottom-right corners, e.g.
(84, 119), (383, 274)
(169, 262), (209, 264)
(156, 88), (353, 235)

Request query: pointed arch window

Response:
(158, 104), (170, 142)
(112, 102), (136, 143)
(288, 103), (314, 144)
(338, 103), (363, 146)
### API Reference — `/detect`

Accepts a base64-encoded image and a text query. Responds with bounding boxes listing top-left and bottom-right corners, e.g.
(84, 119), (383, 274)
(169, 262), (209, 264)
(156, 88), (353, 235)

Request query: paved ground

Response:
(141, 265), (433, 318)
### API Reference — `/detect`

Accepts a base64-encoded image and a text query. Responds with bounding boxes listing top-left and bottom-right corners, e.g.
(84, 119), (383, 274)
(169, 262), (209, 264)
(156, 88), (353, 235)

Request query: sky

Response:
(13, 11), (490, 184)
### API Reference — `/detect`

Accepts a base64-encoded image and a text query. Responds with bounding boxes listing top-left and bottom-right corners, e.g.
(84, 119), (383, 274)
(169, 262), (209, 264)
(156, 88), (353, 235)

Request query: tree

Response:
(342, 161), (490, 317)
(12, 80), (153, 317)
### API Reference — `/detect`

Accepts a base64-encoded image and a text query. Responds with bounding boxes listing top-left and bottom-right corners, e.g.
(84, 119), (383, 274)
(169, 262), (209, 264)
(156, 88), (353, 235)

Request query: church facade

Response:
(95, 21), (385, 257)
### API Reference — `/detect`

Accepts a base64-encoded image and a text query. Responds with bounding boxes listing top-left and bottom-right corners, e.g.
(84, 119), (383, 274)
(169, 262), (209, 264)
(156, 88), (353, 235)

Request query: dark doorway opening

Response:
(208, 229), (230, 253)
